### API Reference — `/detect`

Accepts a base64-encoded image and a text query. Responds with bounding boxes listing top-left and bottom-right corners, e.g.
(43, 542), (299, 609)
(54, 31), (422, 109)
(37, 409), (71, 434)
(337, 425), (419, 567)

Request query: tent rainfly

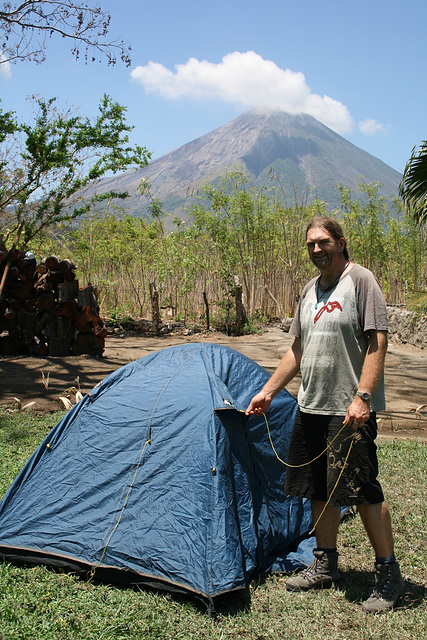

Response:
(0, 343), (314, 609)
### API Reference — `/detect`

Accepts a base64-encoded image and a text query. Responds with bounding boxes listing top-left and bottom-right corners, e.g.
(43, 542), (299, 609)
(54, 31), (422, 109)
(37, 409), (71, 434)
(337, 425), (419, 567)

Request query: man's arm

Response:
(246, 337), (302, 415)
(345, 329), (388, 428)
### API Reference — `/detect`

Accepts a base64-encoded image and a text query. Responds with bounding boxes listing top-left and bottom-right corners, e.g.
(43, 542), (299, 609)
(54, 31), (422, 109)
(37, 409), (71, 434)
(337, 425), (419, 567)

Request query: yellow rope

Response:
(241, 408), (351, 468)
(88, 437), (151, 580)
(263, 412), (350, 468)
(308, 437), (354, 535)
(249, 410), (356, 533)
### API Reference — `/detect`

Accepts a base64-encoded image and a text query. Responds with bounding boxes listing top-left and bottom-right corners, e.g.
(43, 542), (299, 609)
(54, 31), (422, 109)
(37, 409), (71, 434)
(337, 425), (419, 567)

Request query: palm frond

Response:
(399, 141), (427, 224)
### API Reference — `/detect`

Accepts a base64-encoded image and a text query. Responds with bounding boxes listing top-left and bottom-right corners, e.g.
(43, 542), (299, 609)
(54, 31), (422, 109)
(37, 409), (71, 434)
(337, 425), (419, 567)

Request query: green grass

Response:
(0, 410), (426, 639)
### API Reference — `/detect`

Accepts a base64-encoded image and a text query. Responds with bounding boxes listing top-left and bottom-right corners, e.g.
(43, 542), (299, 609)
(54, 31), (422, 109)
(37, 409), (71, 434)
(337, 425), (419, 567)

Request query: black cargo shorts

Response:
(284, 408), (385, 506)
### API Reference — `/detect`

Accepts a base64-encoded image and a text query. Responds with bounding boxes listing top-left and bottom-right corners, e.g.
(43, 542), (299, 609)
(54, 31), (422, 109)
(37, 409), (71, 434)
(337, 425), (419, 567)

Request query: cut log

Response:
(5, 266), (19, 287)
(36, 340), (48, 356)
(72, 332), (105, 356)
(46, 270), (65, 286)
(7, 298), (22, 310)
(36, 264), (48, 276)
(34, 273), (54, 293)
(16, 309), (37, 332)
(35, 310), (55, 334)
(78, 285), (98, 311)
(63, 269), (76, 283)
(59, 259), (77, 273)
(57, 299), (78, 321)
(56, 316), (74, 340)
(18, 256), (37, 278)
(75, 305), (105, 335)
(25, 299), (36, 312)
(0, 334), (24, 355)
(11, 280), (34, 302)
(0, 316), (16, 333)
(4, 307), (17, 320)
(48, 337), (73, 357)
(57, 280), (79, 303)
(44, 256), (61, 271)
(36, 292), (57, 314)
(44, 316), (59, 339)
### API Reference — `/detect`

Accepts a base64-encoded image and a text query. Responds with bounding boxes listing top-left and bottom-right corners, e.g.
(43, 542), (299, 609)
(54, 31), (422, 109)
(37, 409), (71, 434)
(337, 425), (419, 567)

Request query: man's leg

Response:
(357, 502), (404, 612)
(311, 500), (340, 548)
(285, 501), (341, 591)
(285, 413), (342, 591)
(357, 502), (394, 557)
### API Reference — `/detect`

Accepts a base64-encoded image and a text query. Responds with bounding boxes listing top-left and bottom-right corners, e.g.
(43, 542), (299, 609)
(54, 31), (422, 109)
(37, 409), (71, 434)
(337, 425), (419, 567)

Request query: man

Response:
(246, 217), (404, 613)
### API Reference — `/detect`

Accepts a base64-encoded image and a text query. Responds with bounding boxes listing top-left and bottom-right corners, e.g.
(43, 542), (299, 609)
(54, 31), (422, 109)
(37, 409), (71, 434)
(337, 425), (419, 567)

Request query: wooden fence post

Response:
(150, 282), (160, 335)
(203, 291), (210, 331)
(235, 284), (243, 336)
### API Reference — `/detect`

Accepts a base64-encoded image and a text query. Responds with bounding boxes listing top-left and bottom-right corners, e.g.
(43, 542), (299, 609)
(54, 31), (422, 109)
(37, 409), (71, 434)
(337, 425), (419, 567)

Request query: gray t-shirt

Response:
(290, 264), (387, 415)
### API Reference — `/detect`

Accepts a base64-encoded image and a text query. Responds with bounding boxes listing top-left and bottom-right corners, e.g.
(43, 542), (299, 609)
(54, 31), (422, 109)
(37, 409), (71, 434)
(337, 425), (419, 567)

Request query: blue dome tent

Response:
(0, 343), (314, 608)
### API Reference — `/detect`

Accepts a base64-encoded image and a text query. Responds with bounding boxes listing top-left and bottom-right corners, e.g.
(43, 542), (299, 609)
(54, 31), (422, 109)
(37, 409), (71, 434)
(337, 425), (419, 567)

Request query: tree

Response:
(399, 141), (427, 226)
(0, 94), (151, 247)
(0, 1), (131, 66)
(190, 171), (313, 318)
(338, 180), (389, 274)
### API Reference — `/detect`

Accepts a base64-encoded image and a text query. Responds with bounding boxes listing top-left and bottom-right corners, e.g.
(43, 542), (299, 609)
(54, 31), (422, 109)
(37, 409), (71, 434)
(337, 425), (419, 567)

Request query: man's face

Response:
(306, 227), (345, 271)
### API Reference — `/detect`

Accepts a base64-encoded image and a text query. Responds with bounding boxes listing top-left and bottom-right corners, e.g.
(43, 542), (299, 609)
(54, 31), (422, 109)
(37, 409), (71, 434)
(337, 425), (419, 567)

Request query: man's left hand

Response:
(345, 396), (370, 430)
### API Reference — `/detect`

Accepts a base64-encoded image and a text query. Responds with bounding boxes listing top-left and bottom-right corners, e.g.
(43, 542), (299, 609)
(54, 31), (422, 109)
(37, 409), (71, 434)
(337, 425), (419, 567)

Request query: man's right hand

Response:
(245, 391), (272, 416)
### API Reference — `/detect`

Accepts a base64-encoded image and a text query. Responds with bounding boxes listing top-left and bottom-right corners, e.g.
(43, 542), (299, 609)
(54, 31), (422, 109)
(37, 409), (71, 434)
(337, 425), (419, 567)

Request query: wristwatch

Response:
(356, 390), (371, 402)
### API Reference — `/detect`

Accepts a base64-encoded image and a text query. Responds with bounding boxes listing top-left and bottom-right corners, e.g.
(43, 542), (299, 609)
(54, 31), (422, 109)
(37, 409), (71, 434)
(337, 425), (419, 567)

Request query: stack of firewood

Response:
(0, 250), (106, 357)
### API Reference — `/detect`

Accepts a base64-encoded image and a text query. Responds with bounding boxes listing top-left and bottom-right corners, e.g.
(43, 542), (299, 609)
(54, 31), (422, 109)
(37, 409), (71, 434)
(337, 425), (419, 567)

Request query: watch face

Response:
(358, 391), (370, 401)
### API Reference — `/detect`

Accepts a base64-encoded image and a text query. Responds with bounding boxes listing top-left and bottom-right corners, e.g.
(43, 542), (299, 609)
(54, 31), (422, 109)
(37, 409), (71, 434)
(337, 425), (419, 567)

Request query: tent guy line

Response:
(88, 436), (153, 580)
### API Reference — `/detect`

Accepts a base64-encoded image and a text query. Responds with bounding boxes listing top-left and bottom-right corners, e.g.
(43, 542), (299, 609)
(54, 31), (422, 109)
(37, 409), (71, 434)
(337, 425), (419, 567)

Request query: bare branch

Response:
(0, 1), (131, 66)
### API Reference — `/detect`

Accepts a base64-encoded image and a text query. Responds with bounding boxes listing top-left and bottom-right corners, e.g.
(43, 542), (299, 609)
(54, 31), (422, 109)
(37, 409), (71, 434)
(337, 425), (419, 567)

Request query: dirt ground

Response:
(0, 326), (426, 441)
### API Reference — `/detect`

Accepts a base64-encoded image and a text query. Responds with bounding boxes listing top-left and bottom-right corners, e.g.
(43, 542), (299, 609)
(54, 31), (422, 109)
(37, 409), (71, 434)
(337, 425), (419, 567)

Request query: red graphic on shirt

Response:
(314, 300), (342, 323)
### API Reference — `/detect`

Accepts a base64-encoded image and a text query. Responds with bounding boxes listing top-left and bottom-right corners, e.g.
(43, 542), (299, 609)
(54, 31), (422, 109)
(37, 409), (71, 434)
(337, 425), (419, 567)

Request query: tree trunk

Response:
(235, 284), (243, 336)
(203, 291), (210, 331)
(150, 282), (160, 335)
(0, 222), (24, 299)
(264, 285), (283, 323)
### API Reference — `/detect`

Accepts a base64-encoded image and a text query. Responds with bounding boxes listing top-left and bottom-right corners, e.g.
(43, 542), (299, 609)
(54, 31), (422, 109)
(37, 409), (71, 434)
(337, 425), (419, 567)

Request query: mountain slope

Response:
(95, 109), (401, 217)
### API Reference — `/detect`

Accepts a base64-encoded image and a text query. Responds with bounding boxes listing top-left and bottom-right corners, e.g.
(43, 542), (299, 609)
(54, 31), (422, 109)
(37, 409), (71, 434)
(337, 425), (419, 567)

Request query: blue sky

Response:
(1, 0), (426, 174)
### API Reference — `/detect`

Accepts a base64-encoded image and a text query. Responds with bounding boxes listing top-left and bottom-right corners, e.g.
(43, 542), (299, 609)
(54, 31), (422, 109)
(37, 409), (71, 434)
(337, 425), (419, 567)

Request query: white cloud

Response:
(358, 118), (389, 135)
(0, 56), (11, 79)
(131, 51), (354, 134)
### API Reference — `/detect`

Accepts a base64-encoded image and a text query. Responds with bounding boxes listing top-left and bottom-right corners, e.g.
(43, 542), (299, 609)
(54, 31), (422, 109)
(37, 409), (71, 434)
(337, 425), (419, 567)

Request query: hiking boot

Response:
(286, 549), (340, 591)
(362, 562), (405, 613)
